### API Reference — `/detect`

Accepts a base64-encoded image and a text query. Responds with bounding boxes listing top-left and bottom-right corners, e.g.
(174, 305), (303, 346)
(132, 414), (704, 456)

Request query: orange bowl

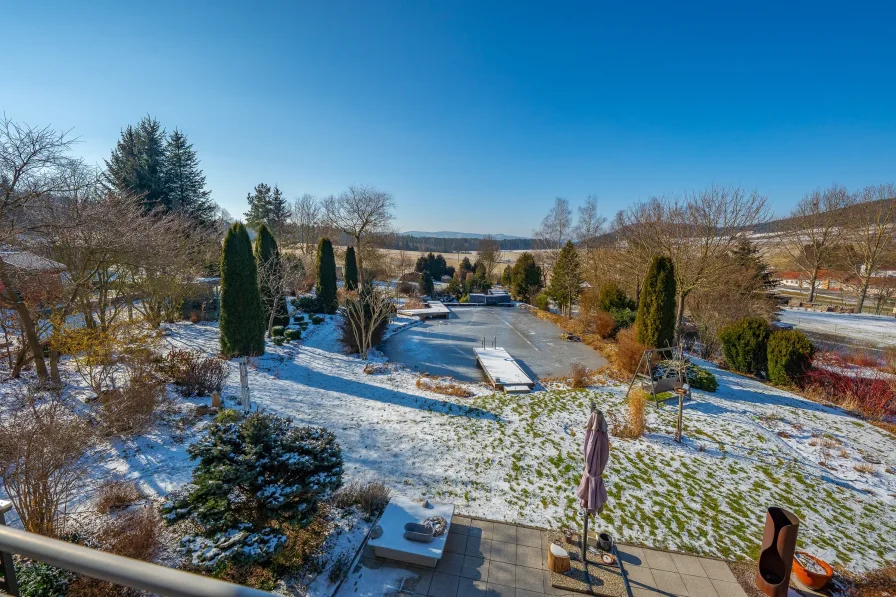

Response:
(792, 551), (833, 590)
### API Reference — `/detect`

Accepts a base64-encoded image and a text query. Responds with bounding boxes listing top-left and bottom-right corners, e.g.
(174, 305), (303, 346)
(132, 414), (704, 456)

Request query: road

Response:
(381, 306), (609, 382)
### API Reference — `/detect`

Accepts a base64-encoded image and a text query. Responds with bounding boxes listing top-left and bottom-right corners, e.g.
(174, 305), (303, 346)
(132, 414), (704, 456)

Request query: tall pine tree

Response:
(316, 237), (338, 314)
(220, 222), (266, 357)
(344, 247), (359, 291)
(268, 185), (290, 235)
(106, 116), (168, 212)
(245, 183), (272, 229)
(548, 241), (582, 317)
(254, 224), (289, 332)
(165, 129), (215, 224)
(635, 255), (677, 348)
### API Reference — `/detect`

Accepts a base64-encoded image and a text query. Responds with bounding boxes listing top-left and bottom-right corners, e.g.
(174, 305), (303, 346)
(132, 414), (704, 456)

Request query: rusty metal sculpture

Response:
(756, 507), (800, 597)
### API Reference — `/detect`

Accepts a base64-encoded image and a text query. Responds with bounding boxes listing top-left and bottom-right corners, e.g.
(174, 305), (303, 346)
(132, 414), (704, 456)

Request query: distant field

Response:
(376, 248), (532, 271)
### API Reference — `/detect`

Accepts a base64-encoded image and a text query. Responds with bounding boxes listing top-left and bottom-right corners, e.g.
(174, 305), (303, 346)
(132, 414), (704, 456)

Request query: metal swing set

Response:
(623, 344), (692, 442)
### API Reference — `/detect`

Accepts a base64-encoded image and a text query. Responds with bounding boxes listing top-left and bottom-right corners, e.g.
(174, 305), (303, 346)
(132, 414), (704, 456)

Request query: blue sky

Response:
(5, 1), (895, 237)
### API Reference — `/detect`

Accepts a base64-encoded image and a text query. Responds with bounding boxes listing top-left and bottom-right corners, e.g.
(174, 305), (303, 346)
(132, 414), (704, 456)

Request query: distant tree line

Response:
(391, 235), (533, 252)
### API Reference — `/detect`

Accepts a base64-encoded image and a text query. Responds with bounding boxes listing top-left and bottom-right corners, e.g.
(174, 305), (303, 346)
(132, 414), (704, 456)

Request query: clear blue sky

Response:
(6, 1), (895, 237)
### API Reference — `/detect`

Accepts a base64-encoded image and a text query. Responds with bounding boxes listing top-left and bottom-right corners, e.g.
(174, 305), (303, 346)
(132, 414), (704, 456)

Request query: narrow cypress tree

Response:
(220, 222), (266, 357)
(420, 271), (434, 296)
(254, 224), (289, 330)
(344, 246), (359, 291)
(635, 255), (677, 348)
(316, 237), (338, 314)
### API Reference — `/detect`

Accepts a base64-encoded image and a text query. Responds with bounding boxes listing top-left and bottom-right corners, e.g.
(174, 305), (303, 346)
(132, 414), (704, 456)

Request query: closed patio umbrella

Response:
(574, 406), (609, 561)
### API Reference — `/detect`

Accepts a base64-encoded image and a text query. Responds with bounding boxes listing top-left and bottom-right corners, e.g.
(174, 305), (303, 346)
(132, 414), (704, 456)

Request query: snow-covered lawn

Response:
(3, 312), (895, 578)
(779, 307), (896, 347)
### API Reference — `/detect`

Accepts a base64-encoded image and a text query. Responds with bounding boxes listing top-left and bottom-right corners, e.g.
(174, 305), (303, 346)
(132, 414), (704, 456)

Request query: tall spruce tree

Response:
(510, 252), (542, 303)
(548, 241), (582, 317)
(344, 246), (359, 291)
(220, 222), (266, 357)
(316, 237), (338, 314)
(245, 183), (273, 229)
(268, 185), (290, 235)
(254, 224), (289, 332)
(635, 255), (677, 348)
(164, 129), (215, 224)
(106, 115), (168, 212)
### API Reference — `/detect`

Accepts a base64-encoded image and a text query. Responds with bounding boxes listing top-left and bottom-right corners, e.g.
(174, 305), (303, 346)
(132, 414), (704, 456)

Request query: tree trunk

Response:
(807, 267), (820, 303)
(355, 235), (364, 287)
(10, 300), (48, 382)
(675, 290), (687, 339)
(856, 273), (872, 314)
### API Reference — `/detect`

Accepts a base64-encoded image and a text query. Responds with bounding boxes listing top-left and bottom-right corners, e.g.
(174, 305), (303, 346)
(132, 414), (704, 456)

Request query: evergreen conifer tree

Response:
(510, 252), (542, 303)
(316, 237), (338, 314)
(344, 246), (359, 291)
(106, 115), (168, 212)
(268, 185), (290, 235)
(245, 183), (272, 229)
(421, 271), (434, 296)
(548, 241), (582, 317)
(254, 224), (289, 331)
(220, 222), (266, 357)
(635, 255), (677, 348)
(164, 129), (215, 224)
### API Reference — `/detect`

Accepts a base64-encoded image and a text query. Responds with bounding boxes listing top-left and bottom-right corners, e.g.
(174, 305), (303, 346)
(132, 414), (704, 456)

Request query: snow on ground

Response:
(779, 307), (896, 347)
(3, 312), (895, 577)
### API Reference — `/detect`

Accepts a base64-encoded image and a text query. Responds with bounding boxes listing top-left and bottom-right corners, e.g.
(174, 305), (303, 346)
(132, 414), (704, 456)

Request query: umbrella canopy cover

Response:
(575, 410), (610, 514)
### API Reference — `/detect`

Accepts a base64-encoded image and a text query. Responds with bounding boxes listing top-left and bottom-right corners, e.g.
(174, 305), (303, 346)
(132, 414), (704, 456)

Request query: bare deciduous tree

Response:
(776, 184), (854, 303)
(533, 197), (573, 278)
(617, 185), (769, 329)
(0, 116), (81, 382)
(324, 184), (394, 286)
(477, 235), (503, 281)
(574, 195), (606, 267)
(292, 193), (322, 255)
(846, 184), (896, 312)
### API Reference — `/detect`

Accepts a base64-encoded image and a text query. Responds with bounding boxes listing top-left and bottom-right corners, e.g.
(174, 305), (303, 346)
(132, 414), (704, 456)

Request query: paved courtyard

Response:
(381, 307), (609, 382)
(355, 517), (749, 597)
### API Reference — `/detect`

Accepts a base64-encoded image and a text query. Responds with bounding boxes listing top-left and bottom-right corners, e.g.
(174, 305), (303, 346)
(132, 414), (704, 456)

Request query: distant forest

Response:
(387, 235), (534, 252)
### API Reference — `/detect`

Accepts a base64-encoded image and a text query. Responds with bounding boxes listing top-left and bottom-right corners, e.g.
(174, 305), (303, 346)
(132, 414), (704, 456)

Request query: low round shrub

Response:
(284, 329), (301, 341)
(534, 293), (550, 311)
(311, 315), (324, 325)
(609, 307), (637, 331)
(293, 295), (320, 313)
(272, 336), (285, 346)
(719, 317), (771, 376)
(767, 330), (814, 386)
(598, 282), (636, 312)
(271, 326), (285, 337)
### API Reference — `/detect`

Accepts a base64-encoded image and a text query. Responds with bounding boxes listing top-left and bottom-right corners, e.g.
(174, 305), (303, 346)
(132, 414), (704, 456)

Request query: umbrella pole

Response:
(582, 511), (588, 562)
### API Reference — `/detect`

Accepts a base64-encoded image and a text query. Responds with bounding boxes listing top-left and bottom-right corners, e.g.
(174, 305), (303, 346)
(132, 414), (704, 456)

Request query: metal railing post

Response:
(0, 501), (19, 596)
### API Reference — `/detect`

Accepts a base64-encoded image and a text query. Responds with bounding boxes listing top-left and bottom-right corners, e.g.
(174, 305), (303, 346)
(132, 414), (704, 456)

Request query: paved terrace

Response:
(356, 516), (750, 597)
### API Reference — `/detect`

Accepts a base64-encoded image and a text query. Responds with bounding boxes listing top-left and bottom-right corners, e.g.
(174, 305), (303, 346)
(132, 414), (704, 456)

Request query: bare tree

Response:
(846, 184), (896, 312)
(617, 185), (769, 329)
(342, 287), (394, 359)
(574, 195), (606, 267)
(0, 116), (80, 382)
(323, 184), (394, 285)
(477, 235), (503, 281)
(533, 197), (573, 278)
(776, 184), (854, 303)
(256, 252), (304, 336)
(291, 193), (322, 255)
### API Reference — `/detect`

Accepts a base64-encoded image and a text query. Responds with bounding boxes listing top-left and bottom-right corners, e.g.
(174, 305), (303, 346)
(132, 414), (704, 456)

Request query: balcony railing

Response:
(0, 500), (276, 597)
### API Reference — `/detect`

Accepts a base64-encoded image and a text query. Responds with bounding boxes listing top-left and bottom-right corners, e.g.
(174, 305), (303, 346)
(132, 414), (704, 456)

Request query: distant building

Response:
(777, 270), (843, 291)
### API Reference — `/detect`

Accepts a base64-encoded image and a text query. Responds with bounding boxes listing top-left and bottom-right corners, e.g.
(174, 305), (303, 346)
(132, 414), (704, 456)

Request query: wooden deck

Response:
(397, 300), (450, 319)
(473, 347), (534, 392)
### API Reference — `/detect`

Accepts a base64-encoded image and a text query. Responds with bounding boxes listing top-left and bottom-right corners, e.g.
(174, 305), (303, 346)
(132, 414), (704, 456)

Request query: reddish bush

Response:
(615, 328), (647, 375)
(801, 353), (895, 419)
(844, 351), (881, 369)
(594, 311), (617, 339)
